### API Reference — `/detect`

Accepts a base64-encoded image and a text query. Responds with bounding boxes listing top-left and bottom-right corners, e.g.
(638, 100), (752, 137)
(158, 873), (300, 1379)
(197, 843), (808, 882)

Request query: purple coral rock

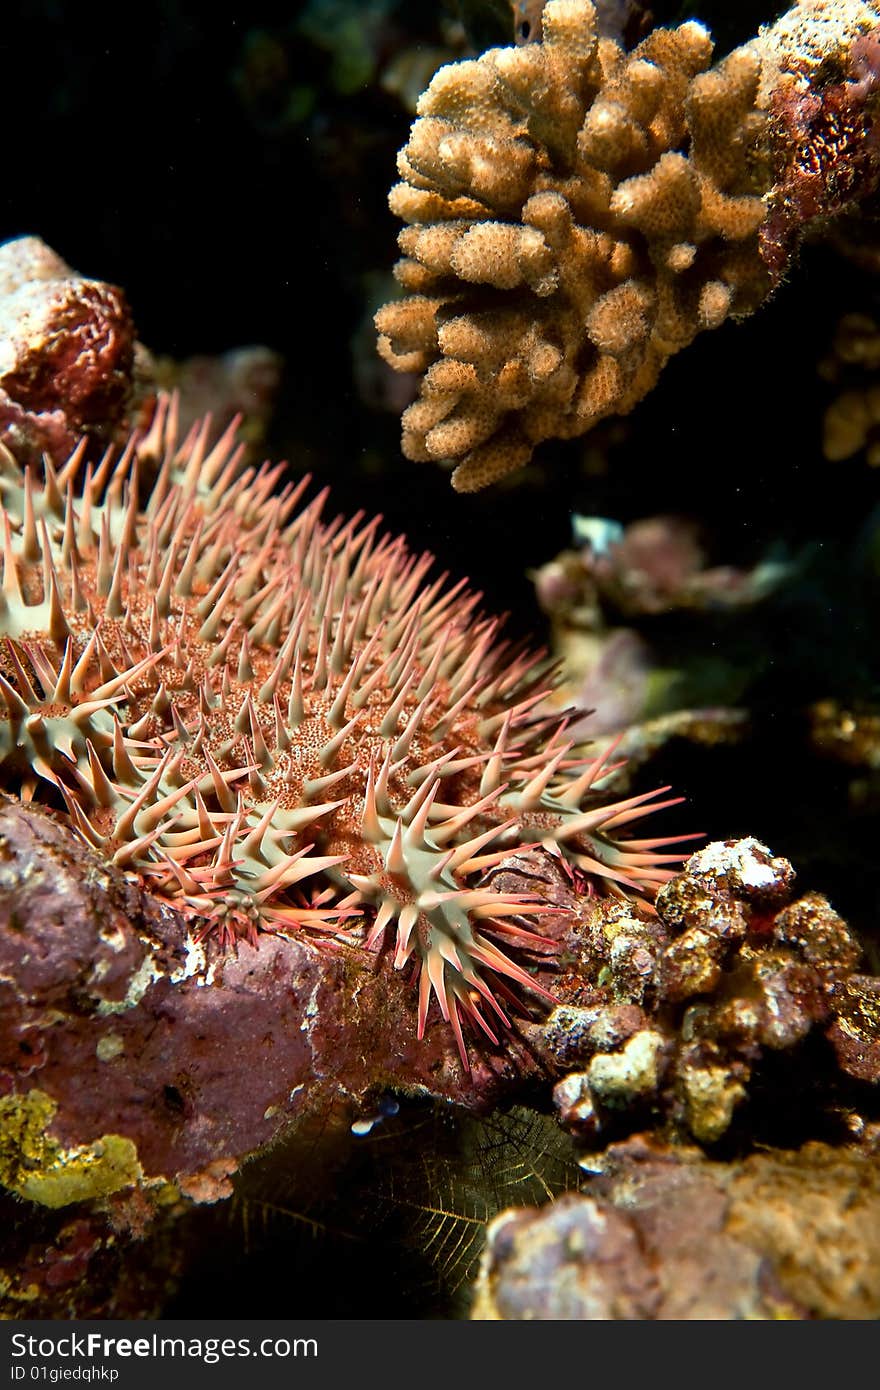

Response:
(0, 798), (545, 1206)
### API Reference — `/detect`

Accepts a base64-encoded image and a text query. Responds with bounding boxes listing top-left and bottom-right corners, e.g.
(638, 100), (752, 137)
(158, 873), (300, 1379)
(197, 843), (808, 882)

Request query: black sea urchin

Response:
(0, 397), (692, 1062)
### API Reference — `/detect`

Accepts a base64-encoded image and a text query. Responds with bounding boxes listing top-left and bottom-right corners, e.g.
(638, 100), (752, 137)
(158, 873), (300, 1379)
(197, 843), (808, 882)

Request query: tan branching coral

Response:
(376, 0), (771, 490)
(377, 0), (880, 489)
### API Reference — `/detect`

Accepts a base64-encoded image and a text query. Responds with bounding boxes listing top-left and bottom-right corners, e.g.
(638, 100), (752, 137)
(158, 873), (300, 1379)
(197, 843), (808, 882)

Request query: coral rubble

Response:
(377, 0), (880, 488)
(511, 836), (880, 1143)
(535, 515), (790, 621)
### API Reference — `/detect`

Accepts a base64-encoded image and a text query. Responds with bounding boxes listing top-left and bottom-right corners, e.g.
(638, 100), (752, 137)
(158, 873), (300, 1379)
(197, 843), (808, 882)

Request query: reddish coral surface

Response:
(0, 237), (135, 464)
(0, 798), (548, 1193)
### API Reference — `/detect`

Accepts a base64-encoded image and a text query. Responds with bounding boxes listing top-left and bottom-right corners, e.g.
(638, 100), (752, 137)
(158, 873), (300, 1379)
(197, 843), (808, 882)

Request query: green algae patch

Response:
(0, 1090), (144, 1208)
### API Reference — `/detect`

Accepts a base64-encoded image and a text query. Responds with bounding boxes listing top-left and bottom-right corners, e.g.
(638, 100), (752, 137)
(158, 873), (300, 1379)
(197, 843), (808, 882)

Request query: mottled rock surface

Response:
(0, 1196), (186, 1319)
(506, 836), (880, 1143)
(0, 796), (545, 1208)
(0, 237), (136, 463)
(472, 1132), (880, 1319)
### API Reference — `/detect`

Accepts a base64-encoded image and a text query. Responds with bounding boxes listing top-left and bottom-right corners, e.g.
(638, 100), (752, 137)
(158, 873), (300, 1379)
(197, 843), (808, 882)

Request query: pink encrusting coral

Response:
(0, 397), (693, 1065)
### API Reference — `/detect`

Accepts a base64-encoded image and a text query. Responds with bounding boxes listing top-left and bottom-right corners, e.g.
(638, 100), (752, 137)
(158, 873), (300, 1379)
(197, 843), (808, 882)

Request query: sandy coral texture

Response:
(471, 1135), (880, 1319)
(376, 0), (880, 489)
(376, 0), (771, 489)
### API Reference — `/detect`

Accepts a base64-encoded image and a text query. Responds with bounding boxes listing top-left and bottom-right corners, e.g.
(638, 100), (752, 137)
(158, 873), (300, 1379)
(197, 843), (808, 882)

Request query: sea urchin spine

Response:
(0, 397), (693, 1063)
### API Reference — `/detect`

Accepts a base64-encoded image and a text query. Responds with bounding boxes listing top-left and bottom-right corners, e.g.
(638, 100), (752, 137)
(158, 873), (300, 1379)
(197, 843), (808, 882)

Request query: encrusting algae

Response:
(0, 396), (693, 1065)
(0, 1089), (147, 1208)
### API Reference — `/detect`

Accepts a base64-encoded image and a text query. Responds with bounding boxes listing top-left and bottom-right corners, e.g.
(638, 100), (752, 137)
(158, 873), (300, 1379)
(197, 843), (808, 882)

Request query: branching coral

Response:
(0, 398), (690, 1064)
(377, 0), (880, 489)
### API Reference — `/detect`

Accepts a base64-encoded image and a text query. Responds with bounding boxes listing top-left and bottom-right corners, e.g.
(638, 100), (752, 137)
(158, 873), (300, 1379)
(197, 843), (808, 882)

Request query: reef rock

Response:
(0, 237), (137, 465)
(0, 796), (547, 1215)
(509, 836), (880, 1143)
(472, 1131), (880, 1319)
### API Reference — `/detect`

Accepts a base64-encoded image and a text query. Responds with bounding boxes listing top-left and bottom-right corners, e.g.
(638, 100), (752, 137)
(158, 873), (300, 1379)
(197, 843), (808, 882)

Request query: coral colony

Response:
(0, 398), (690, 1064)
(377, 0), (880, 488)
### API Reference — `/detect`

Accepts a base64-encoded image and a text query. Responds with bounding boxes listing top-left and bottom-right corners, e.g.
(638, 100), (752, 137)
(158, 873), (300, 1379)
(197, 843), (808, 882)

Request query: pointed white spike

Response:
(385, 820), (407, 877)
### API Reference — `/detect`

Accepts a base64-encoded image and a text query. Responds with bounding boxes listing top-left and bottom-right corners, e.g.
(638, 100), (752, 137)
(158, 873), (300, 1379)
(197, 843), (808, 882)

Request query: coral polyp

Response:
(0, 398), (690, 1062)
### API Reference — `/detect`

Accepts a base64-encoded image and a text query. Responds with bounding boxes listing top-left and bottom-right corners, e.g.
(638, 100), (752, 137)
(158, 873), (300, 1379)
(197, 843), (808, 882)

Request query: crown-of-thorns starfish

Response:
(0, 396), (696, 1065)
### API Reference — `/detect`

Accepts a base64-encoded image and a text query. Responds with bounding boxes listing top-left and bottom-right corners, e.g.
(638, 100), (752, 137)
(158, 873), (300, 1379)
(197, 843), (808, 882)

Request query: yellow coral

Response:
(377, 0), (771, 490)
